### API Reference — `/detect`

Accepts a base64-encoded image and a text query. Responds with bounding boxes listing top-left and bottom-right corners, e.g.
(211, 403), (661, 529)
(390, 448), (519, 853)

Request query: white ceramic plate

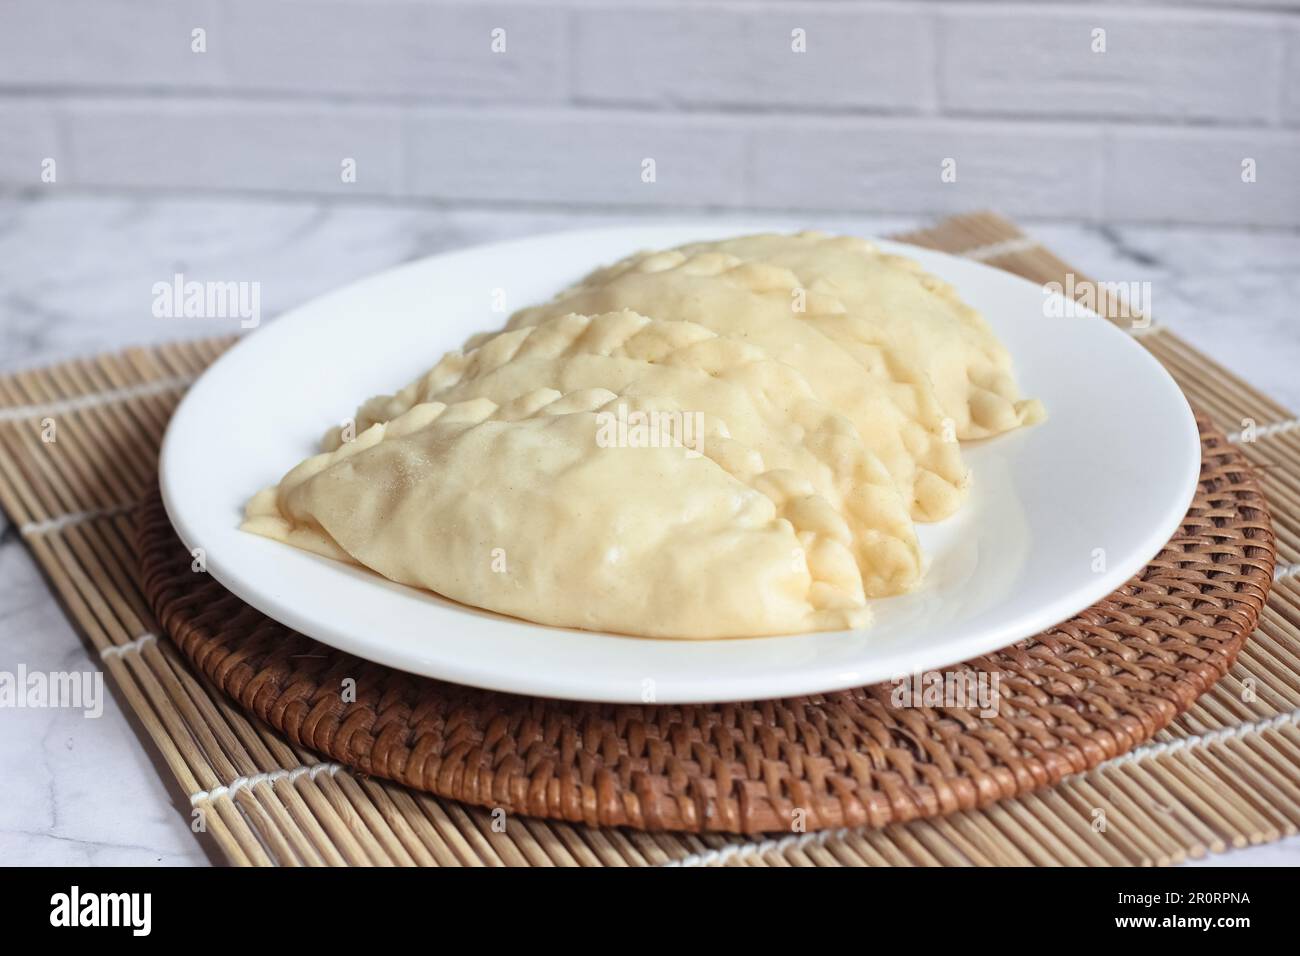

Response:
(160, 223), (1199, 704)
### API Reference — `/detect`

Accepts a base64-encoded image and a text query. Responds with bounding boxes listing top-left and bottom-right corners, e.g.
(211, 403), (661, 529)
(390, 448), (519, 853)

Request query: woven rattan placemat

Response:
(132, 412), (1271, 835)
(4, 212), (1300, 865)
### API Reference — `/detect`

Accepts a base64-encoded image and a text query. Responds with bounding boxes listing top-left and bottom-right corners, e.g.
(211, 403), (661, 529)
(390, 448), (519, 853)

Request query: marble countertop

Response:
(1, 195), (1297, 866)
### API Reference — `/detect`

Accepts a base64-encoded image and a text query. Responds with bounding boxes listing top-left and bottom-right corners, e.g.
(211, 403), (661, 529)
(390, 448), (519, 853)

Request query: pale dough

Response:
(328, 310), (922, 598)
(245, 388), (869, 639)
(609, 232), (1046, 440)
(244, 232), (1045, 640)
(502, 253), (971, 522)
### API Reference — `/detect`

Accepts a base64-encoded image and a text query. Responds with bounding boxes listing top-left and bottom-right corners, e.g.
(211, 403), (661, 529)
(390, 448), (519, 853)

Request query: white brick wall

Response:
(937, 8), (1285, 123)
(748, 117), (1104, 219)
(0, 103), (59, 184)
(62, 100), (406, 196)
(406, 110), (750, 207)
(1284, 26), (1300, 123)
(573, 7), (934, 112)
(1104, 126), (1300, 226)
(0, 0), (228, 90)
(217, 1), (567, 103)
(1, 0), (1297, 227)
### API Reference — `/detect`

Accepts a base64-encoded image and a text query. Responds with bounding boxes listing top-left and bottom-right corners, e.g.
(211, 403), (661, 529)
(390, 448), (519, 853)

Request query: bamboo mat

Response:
(3, 211), (1299, 866)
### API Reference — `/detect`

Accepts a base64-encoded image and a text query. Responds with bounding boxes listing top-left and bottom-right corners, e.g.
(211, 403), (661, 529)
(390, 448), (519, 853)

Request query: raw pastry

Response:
(328, 310), (922, 597)
(245, 388), (869, 639)
(613, 232), (1045, 440)
(243, 231), (1045, 641)
(502, 254), (970, 522)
